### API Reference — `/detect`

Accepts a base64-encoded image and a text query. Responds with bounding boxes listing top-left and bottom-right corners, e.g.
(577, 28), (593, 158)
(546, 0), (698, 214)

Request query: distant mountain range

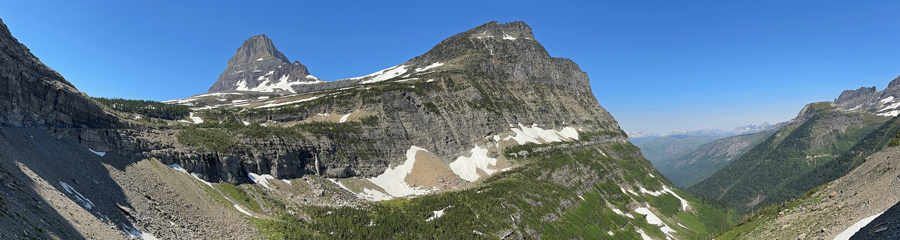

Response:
(628, 122), (773, 144)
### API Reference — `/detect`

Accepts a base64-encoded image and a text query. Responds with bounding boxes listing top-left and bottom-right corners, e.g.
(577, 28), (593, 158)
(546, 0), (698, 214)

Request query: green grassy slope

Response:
(690, 102), (891, 208)
(251, 142), (736, 239)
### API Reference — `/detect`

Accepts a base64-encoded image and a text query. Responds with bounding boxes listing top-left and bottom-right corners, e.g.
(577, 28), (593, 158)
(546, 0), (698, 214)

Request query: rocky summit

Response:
(207, 34), (321, 93)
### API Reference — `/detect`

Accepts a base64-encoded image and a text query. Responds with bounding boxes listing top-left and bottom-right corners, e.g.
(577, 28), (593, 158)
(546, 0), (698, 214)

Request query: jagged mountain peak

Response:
(887, 74), (900, 89)
(227, 34), (290, 66)
(207, 34), (319, 93)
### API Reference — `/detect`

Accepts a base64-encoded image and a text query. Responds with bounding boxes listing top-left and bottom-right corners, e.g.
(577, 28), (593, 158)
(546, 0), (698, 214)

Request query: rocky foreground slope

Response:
(719, 133), (900, 239)
(0, 18), (737, 239)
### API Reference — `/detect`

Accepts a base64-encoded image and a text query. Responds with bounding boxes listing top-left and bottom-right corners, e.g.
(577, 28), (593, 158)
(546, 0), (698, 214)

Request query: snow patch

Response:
(88, 148), (106, 157)
(360, 187), (394, 201)
(578, 195), (585, 201)
(168, 164), (189, 174)
(256, 96), (321, 108)
(248, 173), (276, 189)
(257, 96), (270, 100)
(639, 186), (690, 211)
(503, 34), (517, 40)
(636, 229), (653, 240)
(235, 80), (249, 91)
(190, 173), (214, 188)
(835, 211), (885, 240)
(425, 206), (452, 221)
(881, 96), (895, 103)
(189, 112), (203, 124)
(878, 110), (900, 117)
(449, 145), (498, 182)
(168, 164), (213, 187)
(59, 181), (94, 210)
(503, 123), (579, 145)
(234, 204), (256, 217)
(611, 208), (634, 218)
(339, 113), (351, 123)
(635, 207), (676, 238)
(415, 62), (444, 72)
(365, 146), (432, 198)
(256, 58), (264, 61)
(879, 101), (900, 112)
(360, 65), (409, 84)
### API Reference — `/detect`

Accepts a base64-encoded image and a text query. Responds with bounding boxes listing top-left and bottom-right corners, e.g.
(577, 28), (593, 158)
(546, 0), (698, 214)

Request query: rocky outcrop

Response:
(834, 74), (900, 117)
(0, 19), (121, 128)
(207, 34), (320, 93)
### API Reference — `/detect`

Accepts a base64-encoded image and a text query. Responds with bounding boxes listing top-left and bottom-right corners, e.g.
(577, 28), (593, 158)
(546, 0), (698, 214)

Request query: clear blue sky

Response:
(2, 1), (899, 133)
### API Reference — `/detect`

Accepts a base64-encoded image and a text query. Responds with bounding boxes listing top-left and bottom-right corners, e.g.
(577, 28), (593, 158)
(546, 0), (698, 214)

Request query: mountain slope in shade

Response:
(206, 34), (321, 93)
(0, 19), (121, 128)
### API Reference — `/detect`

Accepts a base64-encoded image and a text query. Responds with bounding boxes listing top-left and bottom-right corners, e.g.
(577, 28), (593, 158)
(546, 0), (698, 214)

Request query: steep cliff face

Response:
(207, 34), (321, 93)
(0, 19), (121, 128)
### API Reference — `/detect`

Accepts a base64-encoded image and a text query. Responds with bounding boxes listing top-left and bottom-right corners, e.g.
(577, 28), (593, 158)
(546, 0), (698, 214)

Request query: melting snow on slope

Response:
(503, 34), (517, 40)
(234, 204), (256, 217)
(59, 181), (95, 210)
(880, 96), (895, 103)
(88, 148), (106, 157)
(167, 164), (213, 187)
(415, 62), (444, 72)
(359, 65), (409, 84)
(638, 186), (690, 211)
(503, 123), (579, 145)
(256, 96), (321, 108)
(189, 112), (203, 124)
(878, 110), (900, 117)
(248, 173), (276, 189)
(365, 146), (433, 198)
(235, 79), (249, 91)
(449, 145), (498, 182)
(425, 206), (452, 222)
(360, 188), (394, 201)
(635, 207), (676, 239)
(611, 208), (634, 218)
(834, 211), (885, 240)
(636, 229), (653, 240)
(339, 113), (351, 123)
